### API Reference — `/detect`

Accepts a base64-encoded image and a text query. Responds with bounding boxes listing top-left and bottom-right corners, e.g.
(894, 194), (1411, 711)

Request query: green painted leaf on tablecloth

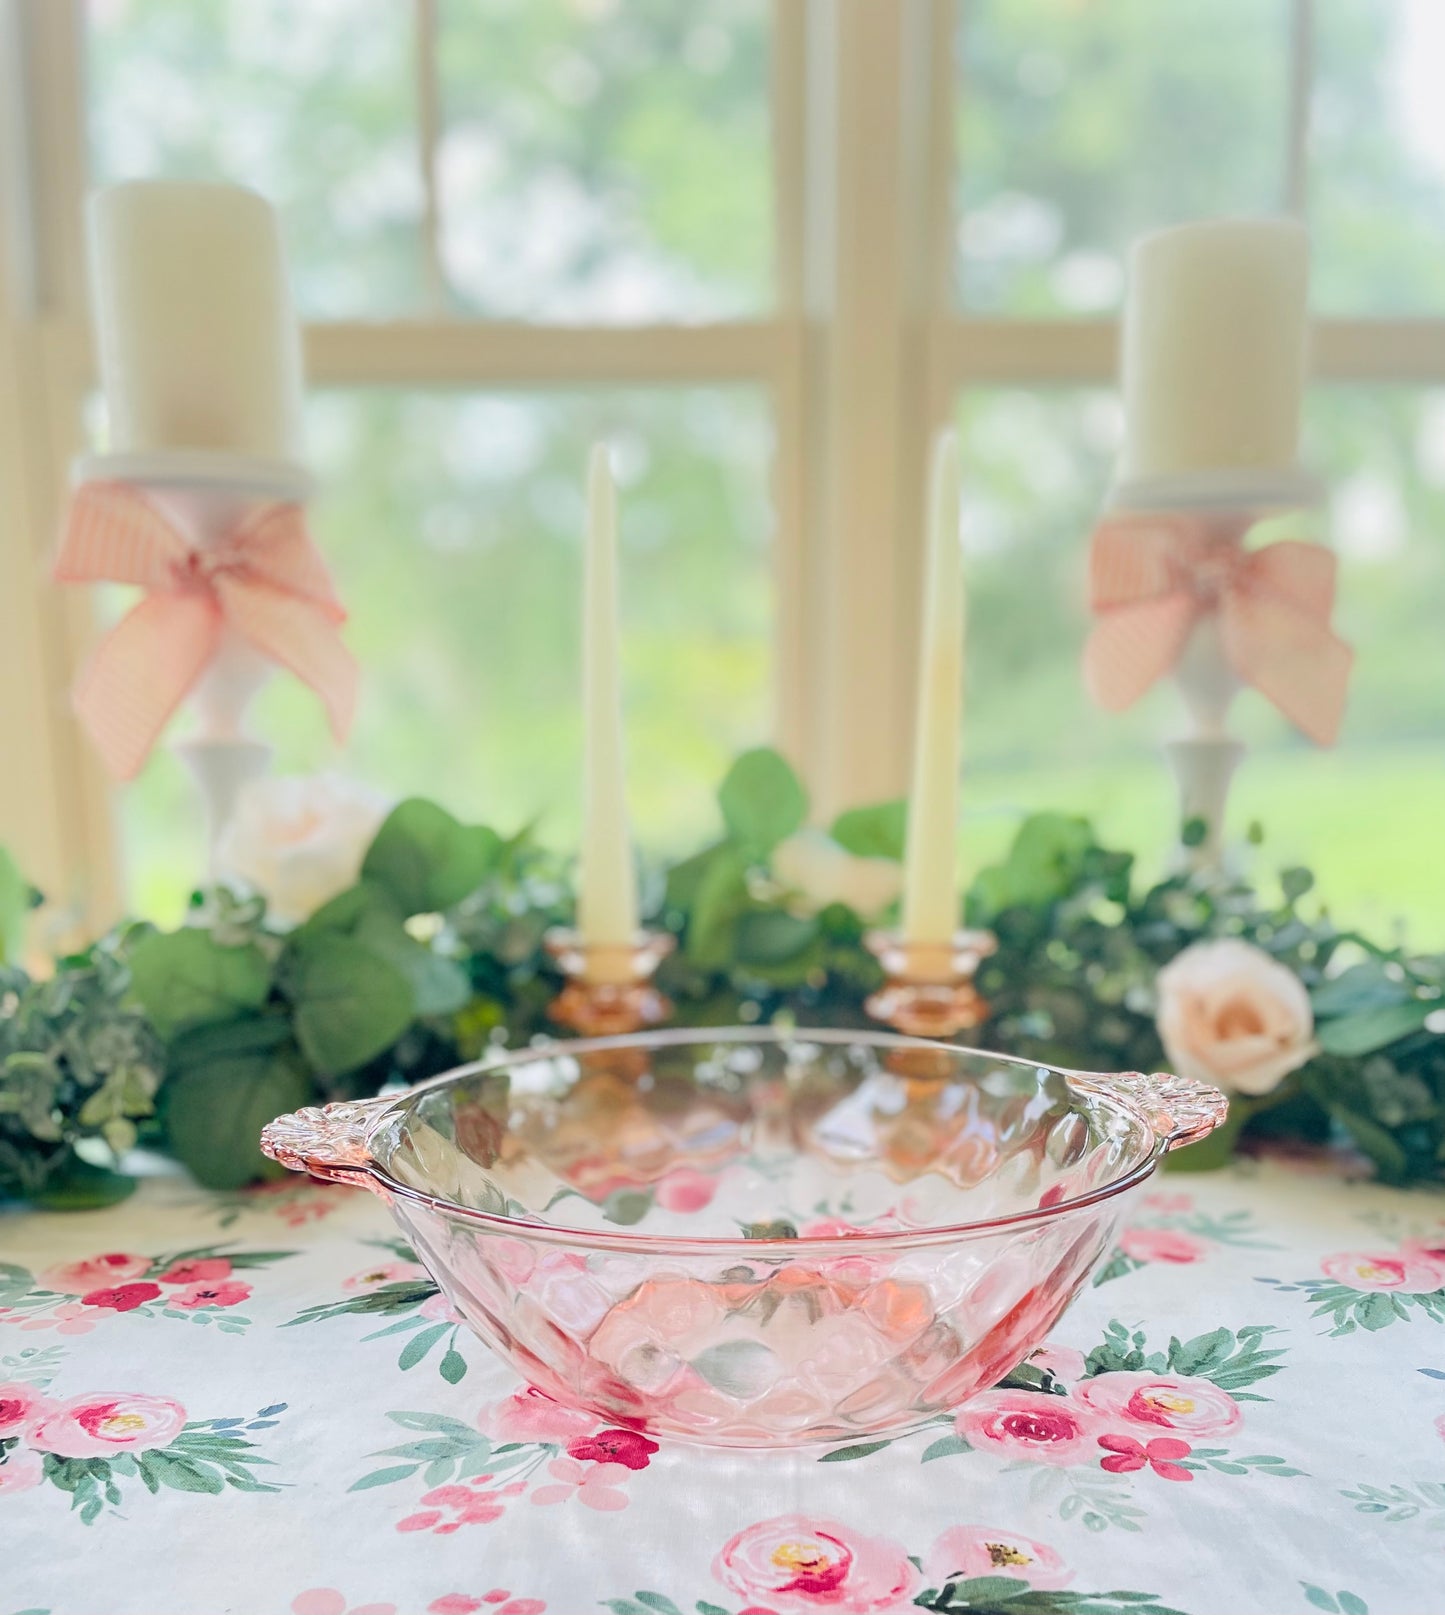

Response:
(920, 1433), (971, 1463)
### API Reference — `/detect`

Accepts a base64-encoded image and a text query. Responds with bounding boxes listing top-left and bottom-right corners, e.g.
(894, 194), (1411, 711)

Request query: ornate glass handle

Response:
(259, 1095), (395, 1192)
(1077, 1070), (1229, 1151)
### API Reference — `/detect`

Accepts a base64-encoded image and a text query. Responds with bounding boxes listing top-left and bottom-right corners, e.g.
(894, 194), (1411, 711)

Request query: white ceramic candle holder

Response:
(71, 448), (314, 876)
(1101, 472), (1322, 870)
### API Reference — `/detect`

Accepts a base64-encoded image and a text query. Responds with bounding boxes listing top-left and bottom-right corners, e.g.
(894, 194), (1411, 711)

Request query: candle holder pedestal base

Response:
(864, 930), (997, 1048)
(544, 930), (675, 1039)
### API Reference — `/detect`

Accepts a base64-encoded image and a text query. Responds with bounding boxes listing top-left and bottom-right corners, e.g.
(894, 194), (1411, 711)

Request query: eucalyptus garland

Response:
(1, 749), (1441, 1208)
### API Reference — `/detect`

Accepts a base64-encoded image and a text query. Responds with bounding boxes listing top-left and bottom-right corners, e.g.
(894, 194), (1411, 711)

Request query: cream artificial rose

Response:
(1155, 938), (1316, 1097)
(771, 828), (901, 918)
(217, 773), (392, 925)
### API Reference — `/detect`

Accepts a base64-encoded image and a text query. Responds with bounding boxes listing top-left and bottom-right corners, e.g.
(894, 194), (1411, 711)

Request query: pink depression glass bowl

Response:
(261, 1028), (1226, 1449)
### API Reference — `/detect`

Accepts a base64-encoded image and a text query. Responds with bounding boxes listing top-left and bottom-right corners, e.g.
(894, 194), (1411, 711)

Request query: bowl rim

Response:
(364, 1026), (1167, 1253)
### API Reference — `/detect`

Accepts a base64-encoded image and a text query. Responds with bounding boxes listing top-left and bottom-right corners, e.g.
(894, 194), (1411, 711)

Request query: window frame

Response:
(3, 0), (1444, 933)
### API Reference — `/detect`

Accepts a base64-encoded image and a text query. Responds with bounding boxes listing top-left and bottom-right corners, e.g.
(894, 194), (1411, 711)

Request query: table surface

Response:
(4, 1156), (1444, 1615)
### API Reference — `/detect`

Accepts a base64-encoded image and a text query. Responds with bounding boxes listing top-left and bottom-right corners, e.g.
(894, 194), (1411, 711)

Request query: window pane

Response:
(118, 387), (774, 920)
(955, 386), (1445, 946)
(1311, 0), (1445, 313)
(86, 0), (425, 318)
(955, 0), (1291, 315)
(436, 0), (772, 321)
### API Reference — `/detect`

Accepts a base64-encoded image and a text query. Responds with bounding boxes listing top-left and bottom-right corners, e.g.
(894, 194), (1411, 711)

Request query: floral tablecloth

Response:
(4, 1159), (1444, 1615)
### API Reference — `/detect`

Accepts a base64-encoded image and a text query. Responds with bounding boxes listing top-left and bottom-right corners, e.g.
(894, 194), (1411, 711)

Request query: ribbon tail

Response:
(73, 595), (222, 779)
(218, 578), (358, 742)
(1083, 595), (1198, 711)
(1221, 590), (1354, 746)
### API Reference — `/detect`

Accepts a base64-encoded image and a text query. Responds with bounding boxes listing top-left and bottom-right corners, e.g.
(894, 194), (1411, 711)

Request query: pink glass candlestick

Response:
(864, 929), (996, 1041)
(545, 929), (675, 1038)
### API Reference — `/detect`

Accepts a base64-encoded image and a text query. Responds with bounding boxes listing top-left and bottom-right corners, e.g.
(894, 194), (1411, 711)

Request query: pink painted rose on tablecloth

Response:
(478, 1387), (595, 1446)
(0, 1381), (55, 1438)
(397, 1479), (528, 1533)
(923, 1525), (1073, 1590)
(10, 1300), (96, 1336)
(38, 1252), (151, 1293)
(1403, 1233), (1445, 1264)
(1097, 1433), (1194, 1481)
(654, 1168), (718, 1214)
(419, 1290), (464, 1325)
(290, 1591), (397, 1615)
(955, 1390), (1102, 1466)
(80, 1282), (162, 1313)
(1321, 1250), (1445, 1294)
(1119, 1226), (1209, 1265)
(1022, 1344), (1087, 1383)
(166, 1279), (252, 1311)
(0, 1445), (44, 1494)
(427, 1596), (545, 1615)
(28, 1391), (187, 1457)
(158, 1257), (231, 1284)
(564, 1428), (658, 1470)
(342, 1260), (429, 1293)
(1076, 1371), (1243, 1437)
(528, 1456), (631, 1512)
(713, 1514), (919, 1614)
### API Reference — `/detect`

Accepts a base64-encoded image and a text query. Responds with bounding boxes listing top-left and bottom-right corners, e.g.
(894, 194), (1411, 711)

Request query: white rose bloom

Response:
(1155, 937), (1317, 1098)
(217, 773), (393, 926)
(772, 828), (902, 918)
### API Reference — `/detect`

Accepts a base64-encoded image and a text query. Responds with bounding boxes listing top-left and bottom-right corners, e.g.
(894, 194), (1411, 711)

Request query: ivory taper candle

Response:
(576, 444), (640, 976)
(87, 180), (305, 462)
(900, 430), (965, 950)
(1121, 218), (1309, 482)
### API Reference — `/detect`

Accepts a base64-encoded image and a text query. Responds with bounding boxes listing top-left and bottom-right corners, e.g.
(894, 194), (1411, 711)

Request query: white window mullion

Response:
(413, 0), (448, 316)
(1, 0), (120, 936)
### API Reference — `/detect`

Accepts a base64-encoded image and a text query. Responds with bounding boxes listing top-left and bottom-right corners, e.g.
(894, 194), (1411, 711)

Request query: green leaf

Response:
(1310, 962), (1408, 1018)
(971, 812), (1095, 915)
(602, 1189), (653, 1226)
(734, 910), (818, 966)
(684, 845), (750, 968)
(0, 844), (28, 963)
(1338, 1594), (1369, 1615)
(920, 1433), (971, 1463)
(829, 800), (907, 861)
(283, 932), (414, 1074)
(397, 1321), (450, 1370)
(818, 1439), (890, 1462)
(634, 1595), (685, 1615)
(348, 1464), (420, 1491)
(0, 1262), (32, 1305)
(31, 1155), (136, 1211)
(162, 1050), (311, 1191)
(362, 799), (501, 915)
(438, 1345), (468, 1384)
(1280, 866), (1314, 902)
(303, 884), (470, 1017)
(1315, 1000), (1430, 1057)
(717, 748), (807, 856)
(1180, 815), (1208, 849)
(1302, 1587), (1340, 1614)
(127, 930), (270, 1036)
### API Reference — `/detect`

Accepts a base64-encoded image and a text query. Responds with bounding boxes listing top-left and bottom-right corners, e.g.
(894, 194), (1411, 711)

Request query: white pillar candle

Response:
(1120, 218), (1309, 482)
(576, 444), (640, 974)
(900, 431), (965, 951)
(87, 180), (305, 462)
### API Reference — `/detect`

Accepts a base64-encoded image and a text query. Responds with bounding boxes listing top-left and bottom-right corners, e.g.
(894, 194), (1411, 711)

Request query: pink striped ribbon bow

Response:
(1082, 512), (1353, 746)
(54, 481), (358, 780)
